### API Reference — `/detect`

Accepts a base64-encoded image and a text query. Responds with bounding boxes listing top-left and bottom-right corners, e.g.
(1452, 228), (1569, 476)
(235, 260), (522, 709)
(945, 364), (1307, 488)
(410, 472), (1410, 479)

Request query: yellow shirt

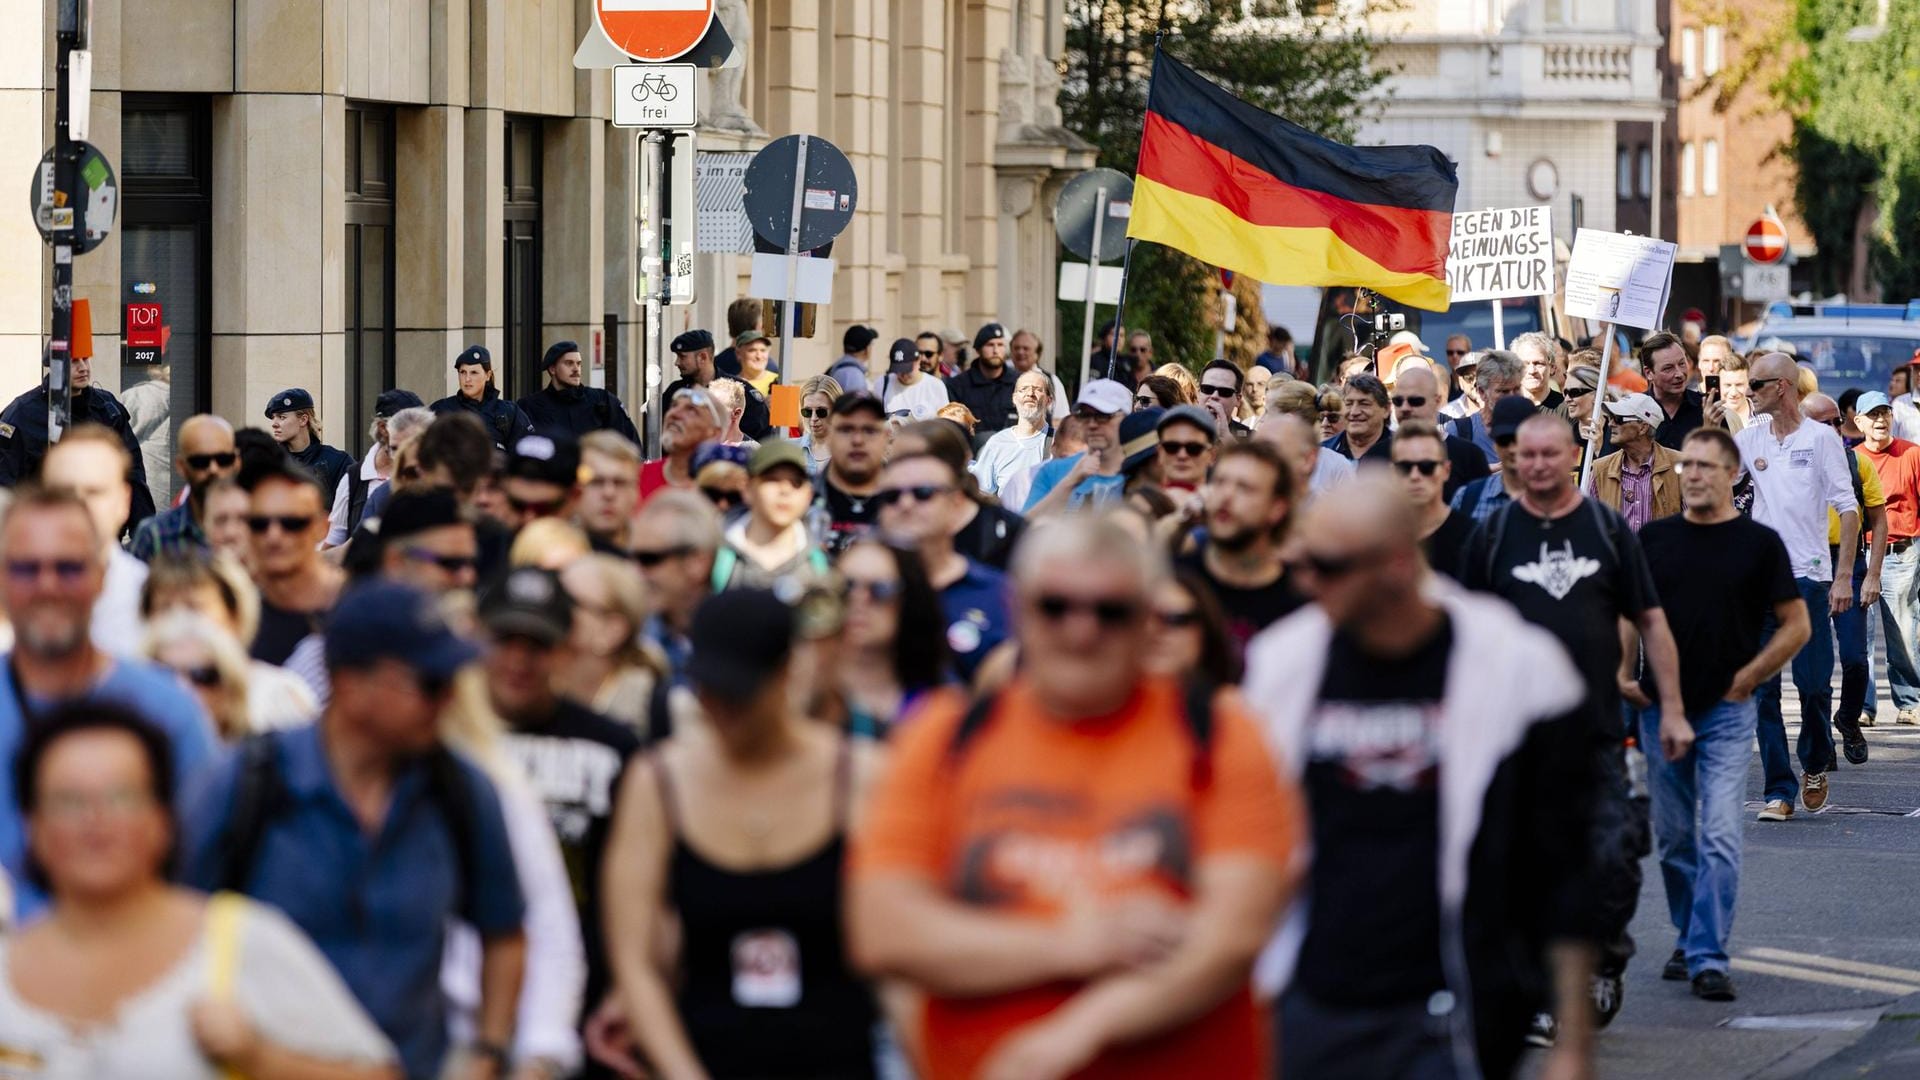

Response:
(1829, 449), (1884, 546)
(745, 370), (778, 398)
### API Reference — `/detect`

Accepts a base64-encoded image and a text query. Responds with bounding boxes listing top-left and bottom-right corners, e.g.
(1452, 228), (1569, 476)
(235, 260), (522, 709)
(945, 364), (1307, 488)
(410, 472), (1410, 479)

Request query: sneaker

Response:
(1840, 723), (1870, 765)
(1901, 708), (1920, 727)
(1663, 948), (1688, 981)
(1591, 971), (1624, 1028)
(1758, 799), (1794, 821)
(1861, 709), (1878, 728)
(1692, 970), (1737, 1001)
(1525, 1011), (1557, 1048)
(1803, 772), (1830, 813)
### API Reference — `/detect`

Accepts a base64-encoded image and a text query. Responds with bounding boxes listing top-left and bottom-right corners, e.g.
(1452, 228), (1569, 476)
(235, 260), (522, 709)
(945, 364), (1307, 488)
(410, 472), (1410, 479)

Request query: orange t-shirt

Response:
(850, 678), (1303, 1080)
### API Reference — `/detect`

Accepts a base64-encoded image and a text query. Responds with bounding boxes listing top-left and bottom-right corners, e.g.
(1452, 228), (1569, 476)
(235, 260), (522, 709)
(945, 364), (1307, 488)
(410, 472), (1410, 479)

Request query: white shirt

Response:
(881, 372), (950, 422)
(1309, 449), (1355, 495)
(973, 426), (1049, 495)
(93, 548), (149, 657)
(1894, 393), (1920, 444)
(998, 460), (1045, 515)
(1734, 414), (1859, 583)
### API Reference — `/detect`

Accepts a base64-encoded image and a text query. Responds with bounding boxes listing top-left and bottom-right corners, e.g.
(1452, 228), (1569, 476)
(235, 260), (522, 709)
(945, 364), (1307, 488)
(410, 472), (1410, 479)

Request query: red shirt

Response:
(638, 457), (687, 504)
(1860, 438), (1920, 540)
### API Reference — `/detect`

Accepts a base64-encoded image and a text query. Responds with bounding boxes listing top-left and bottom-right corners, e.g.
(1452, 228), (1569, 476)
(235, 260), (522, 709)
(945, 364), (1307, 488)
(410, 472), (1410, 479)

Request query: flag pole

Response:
(1105, 37), (1163, 383)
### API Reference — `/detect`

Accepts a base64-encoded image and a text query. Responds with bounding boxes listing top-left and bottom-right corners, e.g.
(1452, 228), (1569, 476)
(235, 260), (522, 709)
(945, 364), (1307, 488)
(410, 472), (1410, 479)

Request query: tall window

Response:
(504, 117), (544, 399)
(1704, 26), (1723, 75)
(1681, 28), (1698, 79)
(1636, 147), (1653, 199)
(344, 105), (395, 459)
(1702, 139), (1721, 196)
(946, 2), (966, 251)
(1680, 142), (1696, 197)
(1616, 146), (1632, 194)
(121, 95), (211, 510)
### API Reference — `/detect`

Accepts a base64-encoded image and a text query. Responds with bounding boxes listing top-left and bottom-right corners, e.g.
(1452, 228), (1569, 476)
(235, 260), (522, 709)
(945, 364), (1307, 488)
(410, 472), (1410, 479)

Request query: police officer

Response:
(664, 329), (771, 440)
(430, 344), (536, 450)
(518, 339), (641, 445)
(0, 351), (156, 536)
(264, 388), (356, 546)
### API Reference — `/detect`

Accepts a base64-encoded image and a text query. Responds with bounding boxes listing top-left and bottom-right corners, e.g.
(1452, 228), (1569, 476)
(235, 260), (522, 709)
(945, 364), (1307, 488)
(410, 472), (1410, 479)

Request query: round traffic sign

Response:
(743, 135), (858, 252)
(1054, 168), (1134, 263)
(596, 0), (714, 63)
(28, 142), (116, 254)
(1745, 215), (1787, 265)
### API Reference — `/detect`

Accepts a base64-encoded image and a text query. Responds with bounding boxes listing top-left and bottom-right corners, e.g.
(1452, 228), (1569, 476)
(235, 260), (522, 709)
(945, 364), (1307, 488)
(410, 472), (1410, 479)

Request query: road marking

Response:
(1723, 1015), (1873, 1031)
(1730, 959), (1920, 995)
(1744, 948), (1920, 984)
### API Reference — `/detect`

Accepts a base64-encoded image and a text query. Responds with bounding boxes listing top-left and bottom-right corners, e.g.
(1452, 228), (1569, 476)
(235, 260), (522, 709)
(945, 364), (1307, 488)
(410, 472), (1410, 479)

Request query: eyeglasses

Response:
(915, 349), (940, 359)
(401, 547), (477, 575)
(5, 558), (88, 584)
(873, 484), (953, 508)
(1156, 609), (1201, 629)
(184, 452), (238, 471)
(1446, 349), (1468, 357)
(246, 515), (314, 535)
(700, 486), (744, 508)
(38, 787), (155, 822)
(1390, 395), (1428, 408)
(800, 407), (831, 419)
(507, 494), (566, 517)
(180, 665), (223, 688)
(1032, 593), (1141, 627)
(1160, 440), (1211, 458)
(1198, 384), (1239, 398)
(1392, 459), (1444, 476)
(843, 578), (903, 603)
(1747, 377), (1783, 393)
(1566, 387), (1594, 401)
(1822, 417), (1845, 430)
(633, 544), (696, 567)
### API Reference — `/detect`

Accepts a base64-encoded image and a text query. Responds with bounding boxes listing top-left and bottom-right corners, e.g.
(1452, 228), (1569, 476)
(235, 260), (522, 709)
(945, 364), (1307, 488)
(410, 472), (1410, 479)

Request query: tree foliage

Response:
(1055, 0), (1393, 382)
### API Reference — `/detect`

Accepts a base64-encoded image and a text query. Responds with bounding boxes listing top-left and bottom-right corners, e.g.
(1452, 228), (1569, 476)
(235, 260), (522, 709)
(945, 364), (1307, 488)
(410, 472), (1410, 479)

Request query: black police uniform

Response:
(430, 386), (536, 451)
(0, 382), (157, 534)
(289, 438), (355, 512)
(518, 383), (642, 445)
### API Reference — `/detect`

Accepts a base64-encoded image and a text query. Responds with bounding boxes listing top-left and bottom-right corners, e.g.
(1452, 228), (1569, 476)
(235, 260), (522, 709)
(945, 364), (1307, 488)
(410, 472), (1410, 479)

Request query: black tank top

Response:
(654, 739), (877, 1079)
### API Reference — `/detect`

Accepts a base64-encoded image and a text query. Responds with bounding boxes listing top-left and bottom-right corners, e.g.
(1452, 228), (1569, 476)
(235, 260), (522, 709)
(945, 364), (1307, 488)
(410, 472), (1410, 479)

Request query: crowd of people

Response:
(0, 301), (1896, 1080)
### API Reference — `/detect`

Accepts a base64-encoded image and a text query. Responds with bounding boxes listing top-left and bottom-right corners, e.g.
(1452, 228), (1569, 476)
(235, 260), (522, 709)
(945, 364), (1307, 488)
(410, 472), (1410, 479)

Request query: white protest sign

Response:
(1563, 228), (1678, 331)
(1445, 206), (1555, 302)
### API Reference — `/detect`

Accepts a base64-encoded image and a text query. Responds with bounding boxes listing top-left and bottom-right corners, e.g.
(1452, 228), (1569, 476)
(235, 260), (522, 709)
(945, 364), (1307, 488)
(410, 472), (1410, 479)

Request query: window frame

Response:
(344, 103), (397, 460)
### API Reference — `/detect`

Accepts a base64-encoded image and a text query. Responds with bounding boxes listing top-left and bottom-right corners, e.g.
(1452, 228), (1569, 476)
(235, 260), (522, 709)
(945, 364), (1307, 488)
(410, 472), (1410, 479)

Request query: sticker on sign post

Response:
(803, 189), (836, 211)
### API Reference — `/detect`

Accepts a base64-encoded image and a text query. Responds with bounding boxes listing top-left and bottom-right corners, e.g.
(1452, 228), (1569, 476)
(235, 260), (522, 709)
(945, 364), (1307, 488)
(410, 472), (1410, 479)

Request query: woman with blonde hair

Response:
(797, 374), (843, 475)
(1154, 362), (1200, 403)
(509, 517), (593, 571)
(141, 553), (318, 730)
(556, 555), (670, 733)
(144, 610), (254, 740)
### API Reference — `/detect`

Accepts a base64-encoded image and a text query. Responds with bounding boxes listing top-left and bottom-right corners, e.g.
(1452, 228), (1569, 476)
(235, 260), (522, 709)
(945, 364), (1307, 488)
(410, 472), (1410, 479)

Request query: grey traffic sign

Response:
(1055, 168), (1133, 263)
(29, 140), (115, 254)
(743, 134), (857, 252)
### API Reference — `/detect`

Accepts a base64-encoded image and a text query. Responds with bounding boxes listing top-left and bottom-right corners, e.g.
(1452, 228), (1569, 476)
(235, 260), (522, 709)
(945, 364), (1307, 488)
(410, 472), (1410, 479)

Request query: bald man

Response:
(129, 413), (239, 562)
(1245, 474), (1600, 1080)
(1733, 353), (1860, 820)
(1392, 365), (1489, 501)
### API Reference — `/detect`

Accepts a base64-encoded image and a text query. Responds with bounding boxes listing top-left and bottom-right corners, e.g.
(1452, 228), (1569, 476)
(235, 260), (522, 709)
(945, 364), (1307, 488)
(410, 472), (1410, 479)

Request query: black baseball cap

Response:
(829, 391), (887, 421)
(264, 388), (315, 417)
(378, 488), (466, 544)
(455, 345), (491, 370)
(886, 338), (917, 376)
(480, 567), (573, 646)
(374, 389), (424, 418)
(325, 581), (479, 680)
(1489, 395), (1540, 440)
(506, 433), (581, 486)
(843, 325), (880, 354)
(686, 589), (795, 701)
(671, 329), (715, 354)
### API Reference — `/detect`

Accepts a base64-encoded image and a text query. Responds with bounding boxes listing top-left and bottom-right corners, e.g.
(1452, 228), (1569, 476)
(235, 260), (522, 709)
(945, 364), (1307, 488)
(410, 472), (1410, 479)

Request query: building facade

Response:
(2, 0), (1088, 482)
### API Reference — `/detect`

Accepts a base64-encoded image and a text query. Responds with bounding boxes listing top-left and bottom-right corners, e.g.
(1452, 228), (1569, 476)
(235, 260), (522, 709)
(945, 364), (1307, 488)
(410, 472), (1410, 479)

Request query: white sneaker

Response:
(1757, 799), (1793, 822)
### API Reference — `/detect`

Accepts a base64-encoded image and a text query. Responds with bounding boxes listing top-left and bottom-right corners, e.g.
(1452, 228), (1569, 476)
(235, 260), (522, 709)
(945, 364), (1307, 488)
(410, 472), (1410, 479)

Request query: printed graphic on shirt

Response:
(953, 801), (1192, 907)
(1511, 540), (1603, 601)
(732, 929), (804, 1008)
(1307, 701), (1441, 793)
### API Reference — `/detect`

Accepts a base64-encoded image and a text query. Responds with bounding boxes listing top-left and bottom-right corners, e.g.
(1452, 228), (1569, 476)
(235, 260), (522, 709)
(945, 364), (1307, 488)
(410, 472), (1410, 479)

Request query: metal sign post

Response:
(1078, 187), (1106, 391)
(1492, 300), (1506, 351)
(778, 134), (811, 381)
(49, 0), (90, 442)
(641, 129), (667, 457)
(1579, 327), (1618, 491)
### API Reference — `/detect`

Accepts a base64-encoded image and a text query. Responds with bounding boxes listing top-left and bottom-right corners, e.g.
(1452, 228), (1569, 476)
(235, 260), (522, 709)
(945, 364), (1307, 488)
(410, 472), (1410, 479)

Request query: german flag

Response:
(1128, 49), (1458, 311)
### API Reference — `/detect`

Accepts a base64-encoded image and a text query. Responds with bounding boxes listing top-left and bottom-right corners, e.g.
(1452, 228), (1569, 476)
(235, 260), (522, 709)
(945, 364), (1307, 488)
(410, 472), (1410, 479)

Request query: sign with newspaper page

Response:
(1563, 228), (1678, 331)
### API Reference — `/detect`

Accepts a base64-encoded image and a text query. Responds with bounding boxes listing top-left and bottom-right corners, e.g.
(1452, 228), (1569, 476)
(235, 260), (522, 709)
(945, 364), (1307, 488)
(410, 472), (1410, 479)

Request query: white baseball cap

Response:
(1602, 392), (1664, 428)
(1075, 378), (1133, 417)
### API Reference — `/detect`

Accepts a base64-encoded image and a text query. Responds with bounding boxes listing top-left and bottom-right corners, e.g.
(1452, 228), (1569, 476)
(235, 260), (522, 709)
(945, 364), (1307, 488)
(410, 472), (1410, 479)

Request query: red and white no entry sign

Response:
(596, 0), (715, 62)
(1745, 215), (1788, 265)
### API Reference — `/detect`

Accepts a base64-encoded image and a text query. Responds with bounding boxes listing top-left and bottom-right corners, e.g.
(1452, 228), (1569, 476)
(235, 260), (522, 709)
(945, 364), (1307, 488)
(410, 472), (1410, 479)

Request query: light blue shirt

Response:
(972, 427), (1048, 495)
(0, 656), (217, 921)
(1023, 452), (1124, 513)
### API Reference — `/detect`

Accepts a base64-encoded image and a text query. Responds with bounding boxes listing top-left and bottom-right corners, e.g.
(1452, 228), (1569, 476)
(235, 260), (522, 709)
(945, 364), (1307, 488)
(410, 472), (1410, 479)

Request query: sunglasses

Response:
(1747, 377), (1783, 392)
(1298, 550), (1368, 579)
(507, 494), (566, 517)
(1566, 387), (1594, 400)
(1160, 440), (1211, 458)
(1392, 459), (1444, 476)
(1446, 349), (1468, 357)
(843, 578), (903, 603)
(1390, 395), (1427, 408)
(1134, 396), (1157, 408)
(246, 514), (315, 535)
(700, 486), (744, 507)
(633, 544), (695, 567)
(916, 349), (940, 359)
(800, 407), (831, 419)
(180, 665), (222, 688)
(1198, 384), (1239, 398)
(1319, 410), (1342, 422)
(873, 484), (953, 508)
(184, 452), (238, 471)
(4, 558), (88, 584)
(1032, 593), (1141, 627)
(400, 547), (477, 575)
(1494, 435), (1518, 449)
(1156, 609), (1200, 629)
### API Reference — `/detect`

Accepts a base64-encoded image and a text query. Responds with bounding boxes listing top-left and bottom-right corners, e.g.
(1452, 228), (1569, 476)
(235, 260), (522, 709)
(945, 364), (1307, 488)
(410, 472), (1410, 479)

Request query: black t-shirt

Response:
(1638, 515), (1798, 715)
(251, 599), (328, 666)
(1176, 545), (1305, 659)
(499, 698), (643, 1010)
(953, 502), (1026, 570)
(1442, 433), (1492, 503)
(1462, 497), (1658, 735)
(1655, 389), (1705, 451)
(1422, 508), (1475, 582)
(820, 477), (879, 558)
(1296, 616), (1451, 1007)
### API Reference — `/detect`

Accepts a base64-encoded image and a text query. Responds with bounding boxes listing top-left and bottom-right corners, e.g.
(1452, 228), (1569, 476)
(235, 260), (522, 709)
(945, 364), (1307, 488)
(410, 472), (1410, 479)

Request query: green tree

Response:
(1056, 0), (1393, 383)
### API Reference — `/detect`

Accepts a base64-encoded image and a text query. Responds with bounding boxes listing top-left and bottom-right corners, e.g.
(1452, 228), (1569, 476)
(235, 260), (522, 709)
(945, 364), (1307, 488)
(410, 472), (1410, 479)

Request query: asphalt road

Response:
(1525, 668), (1920, 1079)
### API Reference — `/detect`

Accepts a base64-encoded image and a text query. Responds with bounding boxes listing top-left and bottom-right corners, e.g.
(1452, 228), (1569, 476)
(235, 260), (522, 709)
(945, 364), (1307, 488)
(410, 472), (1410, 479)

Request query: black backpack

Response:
(215, 734), (483, 923)
(947, 679), (1219, 791)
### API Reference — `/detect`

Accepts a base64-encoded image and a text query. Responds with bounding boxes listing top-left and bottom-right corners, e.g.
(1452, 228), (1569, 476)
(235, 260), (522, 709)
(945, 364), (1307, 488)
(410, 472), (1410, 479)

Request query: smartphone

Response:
(1705, 374), (1720, 396)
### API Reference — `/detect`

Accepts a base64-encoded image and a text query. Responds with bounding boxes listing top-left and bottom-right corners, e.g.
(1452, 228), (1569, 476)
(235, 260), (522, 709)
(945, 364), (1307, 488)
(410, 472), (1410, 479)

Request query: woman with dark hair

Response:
(896, 420), (1025, 569)
(834, 540), (952, 737)
(1134, 374), (1185, 410)
(1147, 569), (1244, 686)
(0, 703), (397, 1077)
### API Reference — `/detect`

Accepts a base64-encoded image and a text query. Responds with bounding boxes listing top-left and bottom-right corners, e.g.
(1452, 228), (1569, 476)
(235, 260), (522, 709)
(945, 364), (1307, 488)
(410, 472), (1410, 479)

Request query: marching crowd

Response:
(0, 301), (1898, 1080)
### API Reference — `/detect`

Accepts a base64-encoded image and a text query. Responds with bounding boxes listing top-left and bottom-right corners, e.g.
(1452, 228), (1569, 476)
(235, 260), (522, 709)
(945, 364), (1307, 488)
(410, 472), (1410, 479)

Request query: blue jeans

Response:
(1879, 546), (1920, 714)
(1755, 576), (1837, 803)
(1834, 555), (1869, 731)
(1639, 699), (1757, 977)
